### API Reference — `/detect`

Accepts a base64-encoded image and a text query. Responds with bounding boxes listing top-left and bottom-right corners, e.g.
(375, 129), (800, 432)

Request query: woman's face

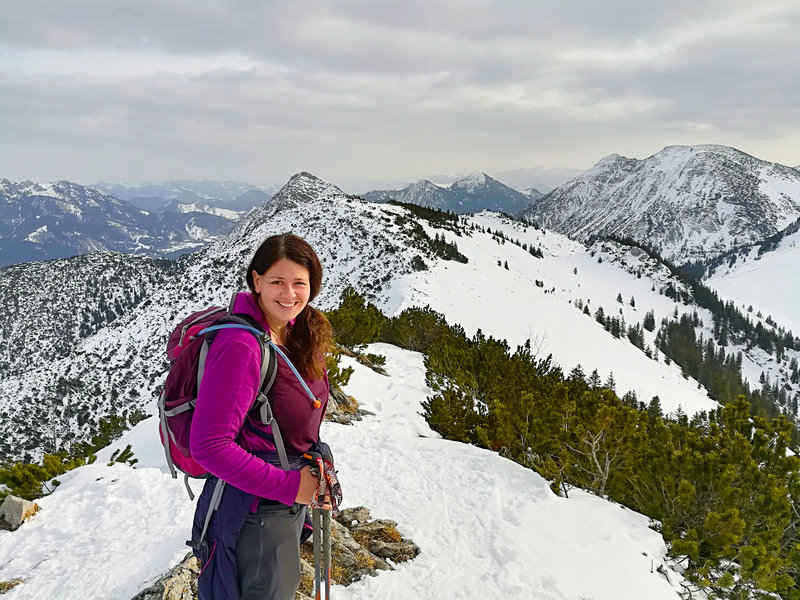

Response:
(252, 258), (311, 329)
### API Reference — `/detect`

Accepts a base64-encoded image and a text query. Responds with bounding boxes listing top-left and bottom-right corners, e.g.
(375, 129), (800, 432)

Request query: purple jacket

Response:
(190, 292), (329, 506)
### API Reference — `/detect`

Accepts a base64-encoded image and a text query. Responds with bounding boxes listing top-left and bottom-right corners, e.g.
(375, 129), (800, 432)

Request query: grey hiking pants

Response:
(237, 502), (307, 600)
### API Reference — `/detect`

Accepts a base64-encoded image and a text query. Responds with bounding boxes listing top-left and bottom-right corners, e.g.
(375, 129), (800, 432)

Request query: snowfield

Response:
(385, 211), (718, 416)
(0, 345), (689, 600)
(708, 227), (800, 335)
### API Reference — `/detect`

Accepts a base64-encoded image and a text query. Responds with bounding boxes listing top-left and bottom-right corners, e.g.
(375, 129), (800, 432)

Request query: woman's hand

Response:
(295, 466), (320, 504)
(294, 466), (333, 509)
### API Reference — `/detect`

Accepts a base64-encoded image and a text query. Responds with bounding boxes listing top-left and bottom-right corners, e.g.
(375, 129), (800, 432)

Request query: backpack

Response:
(157, 292), (319, 499)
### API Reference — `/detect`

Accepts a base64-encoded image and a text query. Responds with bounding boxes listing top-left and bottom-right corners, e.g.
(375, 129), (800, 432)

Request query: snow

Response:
(384, 213), (717, 416)
(0, 345), (688, 600)
(23, 225), (48, 243)
(176, 202), (241, 220)
(451, 172), (488, 192)
(708, 228), (800, 335)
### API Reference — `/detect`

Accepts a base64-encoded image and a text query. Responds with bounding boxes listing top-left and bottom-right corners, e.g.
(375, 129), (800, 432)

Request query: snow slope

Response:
(708, 227), (800, 335)
(0, 345), (688, 600)
(386, 210), (717, 415)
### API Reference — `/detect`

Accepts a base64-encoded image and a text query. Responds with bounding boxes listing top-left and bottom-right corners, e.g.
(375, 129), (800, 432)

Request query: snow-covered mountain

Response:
(0, 179), (243, 266)
(524, 186), (544, 200)
(168, 201), (243, 220)
(9, 170), (800, 465)
(364, 172), (533, 215)
(525, 145), (800, 265)
(3, 170), (800, 599)
(0, 253), (178, 380)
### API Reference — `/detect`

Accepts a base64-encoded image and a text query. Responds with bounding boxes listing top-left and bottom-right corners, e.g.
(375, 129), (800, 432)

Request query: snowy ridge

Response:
(526, 145), (800, 264)
(175, 202), (242, 220)
(10, 169), (800, 464)
(0, 345), (690, 600)
(0, 174), (441, 462)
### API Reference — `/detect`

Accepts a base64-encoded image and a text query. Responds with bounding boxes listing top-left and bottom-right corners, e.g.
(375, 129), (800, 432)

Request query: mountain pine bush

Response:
(329, 287), (800, 599)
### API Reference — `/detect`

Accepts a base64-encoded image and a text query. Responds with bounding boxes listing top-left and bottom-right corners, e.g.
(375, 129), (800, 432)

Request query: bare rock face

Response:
(0, 495), (40, 531)
(130, 506), (419, 600)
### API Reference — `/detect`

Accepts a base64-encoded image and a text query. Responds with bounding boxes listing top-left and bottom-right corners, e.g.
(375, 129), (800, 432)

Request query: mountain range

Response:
(0, 180), (246, 267)
(3, 168), (798, 464)
(364, 172), (537, 215)
(3, 164), (800, 599)
(93, 180), (274, 212)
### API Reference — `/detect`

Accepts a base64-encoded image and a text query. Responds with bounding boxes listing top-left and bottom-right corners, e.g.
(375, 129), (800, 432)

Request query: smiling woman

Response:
(188, 232), (335, 600)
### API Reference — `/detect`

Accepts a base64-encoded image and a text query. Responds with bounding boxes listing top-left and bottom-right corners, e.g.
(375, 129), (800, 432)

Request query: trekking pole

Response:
(313, 507), (322, 600)
(323, 508), (331, 600)
(304, 451), (330, 599)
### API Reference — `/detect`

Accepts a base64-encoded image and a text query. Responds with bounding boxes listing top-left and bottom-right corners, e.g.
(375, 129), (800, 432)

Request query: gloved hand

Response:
(315, 442), (343, 514)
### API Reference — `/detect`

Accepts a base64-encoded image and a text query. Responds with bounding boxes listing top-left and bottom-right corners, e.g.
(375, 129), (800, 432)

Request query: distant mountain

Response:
(524, 145), (800, 264)
(93, 180), (275, 213)
(0, 179), (235, 266)
(524, 187), (544, 200)
(364, 172), (533, 215)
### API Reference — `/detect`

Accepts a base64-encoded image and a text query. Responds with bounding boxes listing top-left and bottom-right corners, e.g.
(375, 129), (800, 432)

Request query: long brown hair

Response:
(246, 233), (332, 380)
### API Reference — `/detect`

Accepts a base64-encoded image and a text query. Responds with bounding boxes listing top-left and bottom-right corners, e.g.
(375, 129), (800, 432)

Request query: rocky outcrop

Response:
(131, 506), (419, 600)
(0, 579), (24, 595)
(131, 555), (199, 600)
(325, 386), (369, 425)
(0, 495), (39, 531)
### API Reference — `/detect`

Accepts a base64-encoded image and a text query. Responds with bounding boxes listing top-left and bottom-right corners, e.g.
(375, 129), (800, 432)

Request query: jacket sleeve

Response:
(189, 333), (301, 506)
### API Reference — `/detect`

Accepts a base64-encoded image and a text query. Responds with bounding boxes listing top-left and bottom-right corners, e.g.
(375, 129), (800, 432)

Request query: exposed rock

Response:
(0, 495), (40, 531)
(369, 539), (421, 563)
(335, 506), (371, 526)
(132, 506), (419, 600)
(325, 386), (367, 425)
(0, 579), (24, 595)
(349, 518), (421, 563)
(131, 553), (199, 600)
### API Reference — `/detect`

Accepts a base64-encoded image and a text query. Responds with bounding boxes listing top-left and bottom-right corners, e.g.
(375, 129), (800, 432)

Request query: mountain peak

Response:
(451, 172), (490, 191)
(528, 145), (800, 263)
(274, 172), (343, 204)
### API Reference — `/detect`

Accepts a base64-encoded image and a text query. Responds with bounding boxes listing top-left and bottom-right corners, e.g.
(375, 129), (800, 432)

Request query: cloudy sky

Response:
(2, 0), (798, 190)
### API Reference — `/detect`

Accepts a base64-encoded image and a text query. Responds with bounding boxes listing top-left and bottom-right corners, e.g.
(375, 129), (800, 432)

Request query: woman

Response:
(189, 233), (333, 600)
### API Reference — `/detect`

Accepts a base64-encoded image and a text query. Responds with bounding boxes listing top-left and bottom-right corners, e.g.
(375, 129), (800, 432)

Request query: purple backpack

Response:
(157, 294), (281, 498)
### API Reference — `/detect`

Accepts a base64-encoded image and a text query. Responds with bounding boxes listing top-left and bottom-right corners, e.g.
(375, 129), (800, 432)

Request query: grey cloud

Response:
(1, 0), (798, 184)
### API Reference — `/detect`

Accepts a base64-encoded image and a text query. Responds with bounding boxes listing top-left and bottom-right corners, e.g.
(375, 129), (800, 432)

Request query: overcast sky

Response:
(1, 0), (798, 190)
